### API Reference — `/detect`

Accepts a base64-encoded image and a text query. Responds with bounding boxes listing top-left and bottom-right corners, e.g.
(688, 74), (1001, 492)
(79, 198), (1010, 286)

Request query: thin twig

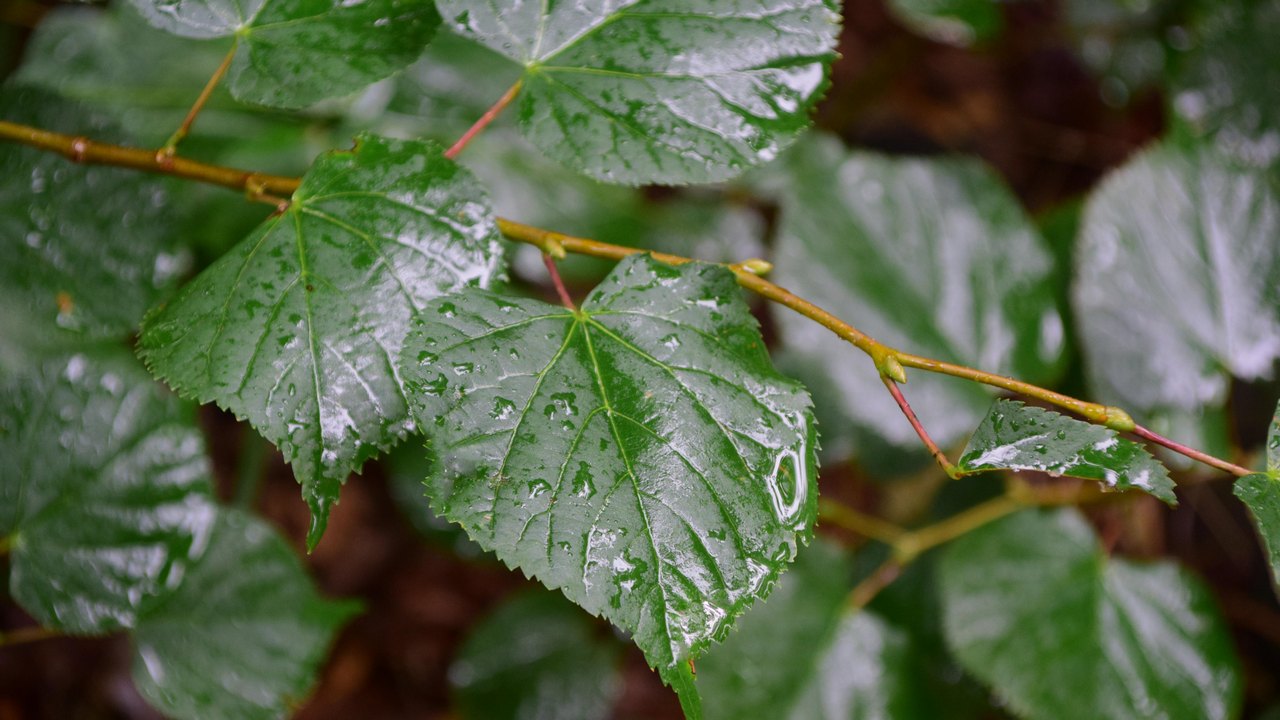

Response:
(0, 626), (61, 647)
(882, 377), (956, 477)
(543, 254), (576, 310)
(818, 499), (905, 544)
(848, 558), (902, 609)
(444, 80), (523, 160)
(161, 40), (238, 156)
(1132, 425), (1251, 477)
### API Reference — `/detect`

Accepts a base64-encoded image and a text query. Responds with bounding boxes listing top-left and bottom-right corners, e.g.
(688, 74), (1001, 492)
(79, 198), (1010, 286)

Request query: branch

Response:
(543, 254), (576, 310)
(0, 626), (62, 647)
(0, 123), (1249, 479)
(881, 377), (957, 478)
(161, 40), (238, 156)
(444, 80), (523, 160)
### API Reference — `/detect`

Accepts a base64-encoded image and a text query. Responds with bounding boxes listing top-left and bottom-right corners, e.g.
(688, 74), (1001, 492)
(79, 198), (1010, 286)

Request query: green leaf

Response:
(957, 399), (1175, 503)
(0, 349), (217, 634)
(452, 591), (621, 720)
(0, 85), (189, 372)
(1073, 143), (1280, 436)
(138, 135), (505, 548)
(1170, 0), (1280, 169)
(1235, 473), (1280, 593)
(938, 508), (1242, 720)
(696, 540), (925, 719)
(771, 133), (1064, 458)
(132, 507), (359, 720)
(401, 254), (818, 673)
(125, 0), (439, 108)
(435, 0), (842, 185)
(887, 0), (1002, 46)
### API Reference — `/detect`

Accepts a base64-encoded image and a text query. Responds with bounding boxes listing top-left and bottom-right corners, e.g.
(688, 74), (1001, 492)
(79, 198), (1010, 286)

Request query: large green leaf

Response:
(434, 0), (841, 185)
(1170, 0), (1280, 169)
(0, 85), (189, 372)
(126, 0), (439, 108)
(452, 591), (621, 720)
(1073, 144), (1280, 442)
(887, 0), (1002, 46)
(696, 540), (924, 719)
(401, 254), (818, 675)
(1234, 398), (1280, 591)
(0, 350), (216, 634)
(139, 135), (505, 548)
(131, 507), (359, 720)
(771, 134), (1064, 458)
(957, 399), (1175, 503)
(938, 508), (1242, 720)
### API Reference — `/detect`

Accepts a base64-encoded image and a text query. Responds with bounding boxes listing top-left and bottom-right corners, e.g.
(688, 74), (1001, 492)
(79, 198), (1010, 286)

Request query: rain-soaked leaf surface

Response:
(451, 591), (621, 720)
(939, 508), (1242, 720)
(1171, 0), (1280, 169)
(696, 541), (925, 719)
(0, 85), (188, 372)
(126, 0), (439, 108)
(132, 507), (359, 720)
(0, 349), (217, 634)
(434, 0), (842, 185)
(1234, 398), (1280, 591)
(401, 254), (818, 674)
(887, 0), (1001, 46)
(957, 399), (1175, 503)
(1073, 144), (1280, 443)
(139, 135), (505, 548)
(771, 134), (1064, 459)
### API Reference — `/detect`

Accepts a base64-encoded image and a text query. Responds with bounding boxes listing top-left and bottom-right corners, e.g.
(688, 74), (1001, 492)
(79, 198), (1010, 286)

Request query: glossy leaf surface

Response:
(887, 0), (1001, 46)
(132, 507), (359, 720)
(401, 255), (817, 672)
(939, 508), (1241, 720)
(1073, 144), (1280, 433)
(0, 86), (187, 371)
(139, 135), (504, 547)
(126, 0), (438, 108)
(772, 134), (1064, 458)
(452, 591), (621, 720)
(436, 0), (842, 185)
(1171, 0), (1280, 169)
(696, 541), (923, 719)
(957, 399), (1175, 503)
(0, 350), (216, 634)
(1234, 399), (1280, 590)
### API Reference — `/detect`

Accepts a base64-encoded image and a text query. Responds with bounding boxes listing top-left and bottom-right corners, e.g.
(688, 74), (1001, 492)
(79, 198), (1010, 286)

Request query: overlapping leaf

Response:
(939, 508), (1242, 720)
(401, 255), (818, 675)
(771, 134), (1064, 459)
(0, 350), (216, 634)
(1073, 144), (1280, 448)
(696, 541), (925, 719)
(957, 399), (1175, 503)
(0, 85), (188, 372)
(451, 592), (621, 720)
(132, 507), (359, 720)
(434, 0), (842, 185)
(1234, 398), (1280, 591)
(139, 135), (505, 547)
(126, 0), (438, 108)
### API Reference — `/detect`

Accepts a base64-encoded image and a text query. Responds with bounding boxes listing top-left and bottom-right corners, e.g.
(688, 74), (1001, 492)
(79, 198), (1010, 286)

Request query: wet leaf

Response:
(1170, 0), (1280, 169)
(434, 0), (842, 185)
(939, 508), (1242, 720)
(401, 254), (818, 674)
(125, 0), (439, 108)
(696, 540), (925, 719)
(1234, 398), (1280, 591)
(771, 134), (1064, 459)
(1073, 144), (1280, 444)
(138, 135), (505, 548)
(452, 591), (621, 720)
(957, 399), (1175, 503)
(0, 349), (216, 634)
(0, 85), (188, 372)
(131, 507), (359, 720)
(887, 0), (1002, 46)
